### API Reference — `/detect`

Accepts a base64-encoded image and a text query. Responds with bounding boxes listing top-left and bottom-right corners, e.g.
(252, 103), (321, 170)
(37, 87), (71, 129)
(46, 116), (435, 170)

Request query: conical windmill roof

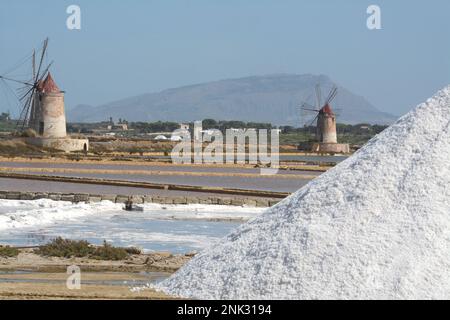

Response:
(320, 103), (334, 115)
(37, 72), (60, 93)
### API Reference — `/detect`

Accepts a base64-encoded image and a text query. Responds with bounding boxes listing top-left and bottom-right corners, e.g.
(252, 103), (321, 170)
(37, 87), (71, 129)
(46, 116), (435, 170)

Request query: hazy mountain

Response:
(67, 74), (397, 125)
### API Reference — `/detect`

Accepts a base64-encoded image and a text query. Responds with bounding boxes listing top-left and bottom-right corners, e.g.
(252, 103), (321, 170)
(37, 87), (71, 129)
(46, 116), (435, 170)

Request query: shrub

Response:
(35, 237), (137, 261)
(20, 128), (37, 137)
(90, 241), (128, 261)
(35, 237), (92, 258)
(124, 247), (142, 255)
(0, 140), (44, 155)
(0, 246), (20, 258)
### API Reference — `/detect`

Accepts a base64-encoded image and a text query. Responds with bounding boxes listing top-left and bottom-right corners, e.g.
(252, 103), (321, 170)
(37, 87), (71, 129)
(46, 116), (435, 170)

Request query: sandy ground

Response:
(0, 166), (318, 180)
(0, 249), (191, 299)
(0, 273), (172, 300)
(0, 156), (331, 172)
(0, 283), (172, 300)
(0, 249), (192, 273)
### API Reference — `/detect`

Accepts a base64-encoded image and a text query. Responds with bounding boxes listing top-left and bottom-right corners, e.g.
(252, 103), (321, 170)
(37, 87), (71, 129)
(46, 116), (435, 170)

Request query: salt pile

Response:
(158, 86), (450, 299)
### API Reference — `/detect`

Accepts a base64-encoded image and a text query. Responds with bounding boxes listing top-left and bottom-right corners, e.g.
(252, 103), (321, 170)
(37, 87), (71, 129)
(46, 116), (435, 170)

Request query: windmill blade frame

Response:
(307, 114), (319, 127)
(298, 83), (343, 129)
(14, 38), (51, 131)
(325, 85), (338, 105)
(0, 38), (53, 132)
(32, 50), (36, 81)
(0, 75), (33, 87)
(315, 84), (322, 109)
(300, 107), (318, 127)
(18, 85), (35, 101)
(17, 90), (34, 130)
(300, 107), (320, 113)
(34, 38), (48, 84)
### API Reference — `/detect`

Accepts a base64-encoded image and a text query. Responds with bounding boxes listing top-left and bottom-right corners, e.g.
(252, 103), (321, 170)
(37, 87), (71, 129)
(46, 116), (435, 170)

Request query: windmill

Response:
(0, 38), (53, 131)
(298, 84), (350, 153)
(299, 84), (339, 144)
(0, 38), (89, 152)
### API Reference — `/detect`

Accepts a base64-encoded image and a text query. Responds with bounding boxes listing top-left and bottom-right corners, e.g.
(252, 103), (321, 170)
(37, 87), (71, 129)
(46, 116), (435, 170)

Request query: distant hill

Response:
(67, 74), (397, 125)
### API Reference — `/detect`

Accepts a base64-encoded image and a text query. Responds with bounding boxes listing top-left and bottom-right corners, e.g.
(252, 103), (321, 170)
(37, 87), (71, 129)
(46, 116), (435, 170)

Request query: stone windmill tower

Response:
(0, 38), (88, 152)
(31, 72), (67, 138)
(316, 102), (337, 144)
(300, 84), (349, 153)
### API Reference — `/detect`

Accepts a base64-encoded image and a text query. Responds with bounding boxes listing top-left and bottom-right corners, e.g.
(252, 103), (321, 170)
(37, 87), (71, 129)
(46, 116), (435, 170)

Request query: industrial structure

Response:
(0, 38), (88, 152)
(299, 84), (350, 153)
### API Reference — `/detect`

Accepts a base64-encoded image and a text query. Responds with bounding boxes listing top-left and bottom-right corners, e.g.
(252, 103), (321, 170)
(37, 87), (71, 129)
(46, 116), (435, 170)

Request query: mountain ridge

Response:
(67, 74), (397, 125)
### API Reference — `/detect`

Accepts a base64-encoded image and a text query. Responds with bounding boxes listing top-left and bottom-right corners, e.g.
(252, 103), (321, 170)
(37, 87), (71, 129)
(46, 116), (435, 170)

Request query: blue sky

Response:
(0, 0), (449, 118)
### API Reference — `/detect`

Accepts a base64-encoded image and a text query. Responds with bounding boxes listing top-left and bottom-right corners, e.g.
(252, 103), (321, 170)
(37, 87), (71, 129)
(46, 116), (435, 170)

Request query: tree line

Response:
(67, 118), (388, 136)
(279, 123), (388, 135)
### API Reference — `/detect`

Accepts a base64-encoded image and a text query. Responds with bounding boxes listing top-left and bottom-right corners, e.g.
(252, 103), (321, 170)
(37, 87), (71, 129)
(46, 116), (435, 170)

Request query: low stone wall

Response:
(26, 137), (89, 153)
(0, 190), (280, 207)
(312, 142), (350, 154)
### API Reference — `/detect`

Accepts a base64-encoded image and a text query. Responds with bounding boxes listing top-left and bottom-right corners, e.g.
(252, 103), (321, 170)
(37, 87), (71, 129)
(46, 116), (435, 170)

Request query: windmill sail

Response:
(299, 83), (340, 142)
(0, 38), (53, 132)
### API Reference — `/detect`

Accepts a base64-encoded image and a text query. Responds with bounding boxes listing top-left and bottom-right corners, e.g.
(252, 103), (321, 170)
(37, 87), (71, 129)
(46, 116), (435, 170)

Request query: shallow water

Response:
(0, 200), (263, 254)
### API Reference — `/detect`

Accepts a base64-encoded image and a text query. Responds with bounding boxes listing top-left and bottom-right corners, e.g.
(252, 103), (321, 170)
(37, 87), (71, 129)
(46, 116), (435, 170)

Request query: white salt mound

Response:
(158, 86), (450, 299)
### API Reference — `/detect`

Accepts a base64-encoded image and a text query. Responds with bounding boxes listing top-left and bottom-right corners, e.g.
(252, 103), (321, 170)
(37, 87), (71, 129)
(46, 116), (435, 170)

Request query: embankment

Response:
(0, 190), (280, 207)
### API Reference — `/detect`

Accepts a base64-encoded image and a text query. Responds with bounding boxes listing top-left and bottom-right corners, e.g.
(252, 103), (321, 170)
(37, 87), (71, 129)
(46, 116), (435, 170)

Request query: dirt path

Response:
(0, 166), (318, 180)
(0, 156), (331, 172)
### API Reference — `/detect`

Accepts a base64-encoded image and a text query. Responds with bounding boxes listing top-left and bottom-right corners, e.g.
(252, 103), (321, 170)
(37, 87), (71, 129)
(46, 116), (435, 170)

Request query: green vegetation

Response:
(279, 132), (315, 145)
(0, 112), (10, 121)
(92, 240), (129, 260)
(0, 245), (20, 258)
(335, 123), (387, 146)
(0, 140), (45, 154)
(201, 119), (273, 131)
(67, 119), (274, 135)
(68, 120), (181, 134)
(35, 237), (141, 260)
(20, 128), (37, 138)
(35, 238), (92, 258)
(0, 112), (16, 132)
(124, 247), (142, 255)
(130, 121), (180, 133)
(279, 123), (388, 146)
(67, 119), (388, 151)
